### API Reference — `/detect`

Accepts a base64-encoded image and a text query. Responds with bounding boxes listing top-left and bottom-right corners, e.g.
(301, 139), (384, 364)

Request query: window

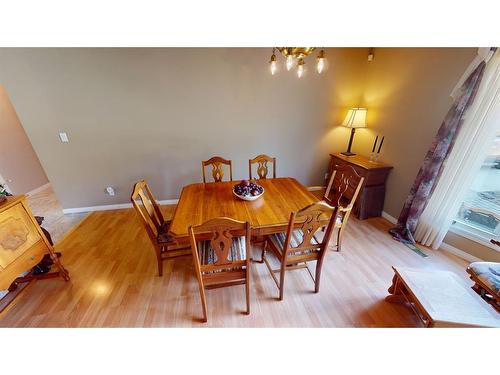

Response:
(452, 130), (500, 248)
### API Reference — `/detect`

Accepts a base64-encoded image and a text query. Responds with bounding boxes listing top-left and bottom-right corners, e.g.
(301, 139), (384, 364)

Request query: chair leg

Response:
(314, 258), (324, 293)
(245, 268), (250, 315)
(336, 228), (343, 252)
(278, 261), (286, 301)
(156, 246), (164, 277)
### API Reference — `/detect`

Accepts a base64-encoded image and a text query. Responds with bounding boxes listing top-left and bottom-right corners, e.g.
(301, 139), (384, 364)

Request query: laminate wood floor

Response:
(0, 205), (485, 327)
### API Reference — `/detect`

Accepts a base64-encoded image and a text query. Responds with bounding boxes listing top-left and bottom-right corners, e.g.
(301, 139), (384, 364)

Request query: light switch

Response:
(59, 132), (69, 143)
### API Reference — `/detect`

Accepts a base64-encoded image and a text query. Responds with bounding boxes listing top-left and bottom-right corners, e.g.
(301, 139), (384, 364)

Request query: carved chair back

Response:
(282, 201), (338, 261)
(202, 156), (233, 183)
(131, 180), (164, 243)
(249, 154), (276, 179)
(323, 164), (364, 227)
(189, 217), (251, 273)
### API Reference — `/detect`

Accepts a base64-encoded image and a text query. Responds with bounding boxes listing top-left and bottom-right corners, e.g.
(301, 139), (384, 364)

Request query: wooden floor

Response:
(0, 204), (482, 327)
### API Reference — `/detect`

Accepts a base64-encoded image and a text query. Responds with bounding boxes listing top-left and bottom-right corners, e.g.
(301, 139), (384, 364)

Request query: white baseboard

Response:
(26, 182), (51, 196)
(439, 242), (483, 262)
(381, 211), (398, 225)
(62, 199), (179, 214)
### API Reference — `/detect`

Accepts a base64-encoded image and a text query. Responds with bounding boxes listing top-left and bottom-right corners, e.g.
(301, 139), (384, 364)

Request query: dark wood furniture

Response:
(0, 196), (69, 311)
(131, 180), (190, 276)
(467, 262), (500, 312)
(327, 153), (392, 219)
(202, 156), (233, 183)
(249, 154), (276, 179)
(188, 217), (251, 322)
(324, 165), (364, 252)
(169, 177), (320, 242)
(262, 201), (338, 300)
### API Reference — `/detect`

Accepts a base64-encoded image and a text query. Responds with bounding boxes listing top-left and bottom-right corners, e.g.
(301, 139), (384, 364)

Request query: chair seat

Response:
(269, 229), (320, 256)
(157, 220), (173, 244)
(468, 262), (500, 297)
(198, 236), (247, 265)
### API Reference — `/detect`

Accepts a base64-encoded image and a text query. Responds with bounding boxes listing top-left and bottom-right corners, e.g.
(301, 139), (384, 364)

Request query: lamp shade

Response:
(341, 108), (367, 128)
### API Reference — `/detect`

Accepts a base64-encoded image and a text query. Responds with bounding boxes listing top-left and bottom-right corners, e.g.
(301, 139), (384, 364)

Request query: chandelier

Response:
(269, 47), (326, 78)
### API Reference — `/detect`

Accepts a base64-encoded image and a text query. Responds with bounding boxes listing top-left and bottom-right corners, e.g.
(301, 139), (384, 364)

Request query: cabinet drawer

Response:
(0, 240), (47, 290)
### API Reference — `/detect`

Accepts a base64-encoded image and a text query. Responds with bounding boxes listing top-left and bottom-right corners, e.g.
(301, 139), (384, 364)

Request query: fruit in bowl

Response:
(233, 180), (264, 201)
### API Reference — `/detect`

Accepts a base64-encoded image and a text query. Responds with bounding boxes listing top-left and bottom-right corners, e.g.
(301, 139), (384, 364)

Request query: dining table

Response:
(168, 177), (320, 242)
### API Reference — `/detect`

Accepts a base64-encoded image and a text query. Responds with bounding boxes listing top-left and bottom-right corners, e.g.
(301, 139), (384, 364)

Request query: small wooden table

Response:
(328, 153), (392, 219)
(169, 177), (319, 241)
(386, 266), (500, 327)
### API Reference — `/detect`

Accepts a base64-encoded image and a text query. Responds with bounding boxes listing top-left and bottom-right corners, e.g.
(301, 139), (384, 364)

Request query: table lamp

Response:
(341, 107), (367, 156)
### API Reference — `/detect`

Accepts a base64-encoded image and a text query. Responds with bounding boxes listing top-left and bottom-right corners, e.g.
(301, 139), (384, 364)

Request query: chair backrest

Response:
(249, 154), (276, 179)
(283, 201), (338, 258)
(189, 217), (251, 273)
(131, 180), (164, 243)
(324, 165), (364, 209)
(202, 156), (233, 183)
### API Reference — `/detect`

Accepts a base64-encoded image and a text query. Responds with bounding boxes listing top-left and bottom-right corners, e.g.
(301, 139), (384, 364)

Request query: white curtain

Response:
(415, 50), (500, 249)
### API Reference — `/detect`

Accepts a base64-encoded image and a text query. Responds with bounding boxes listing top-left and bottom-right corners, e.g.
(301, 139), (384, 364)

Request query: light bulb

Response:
(316, 49), (326, 74)
(286, 55), (294, 71)
(269, 49), (278, 75)
(297, 60), (304, 78)
(317, 58), (325, 74)
(270, 60), (277, 75)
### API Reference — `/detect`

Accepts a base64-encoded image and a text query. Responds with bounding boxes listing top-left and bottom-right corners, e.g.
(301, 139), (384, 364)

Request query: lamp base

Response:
(341, 151), (356, 156)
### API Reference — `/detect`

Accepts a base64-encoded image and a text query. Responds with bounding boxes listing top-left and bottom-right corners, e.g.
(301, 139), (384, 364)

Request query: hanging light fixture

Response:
(268, 47), (327, 78)
(269, 48), (277, 75)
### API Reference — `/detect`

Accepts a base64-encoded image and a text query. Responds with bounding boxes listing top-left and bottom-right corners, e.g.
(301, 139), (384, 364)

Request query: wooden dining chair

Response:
(202, 156), (233, 183)
(262, 201), (338, 301)
(131, 180), (191, 276)
(189, 217), (252, 322)
(249, 154), (276, 179)
(323, 164), (364, 252)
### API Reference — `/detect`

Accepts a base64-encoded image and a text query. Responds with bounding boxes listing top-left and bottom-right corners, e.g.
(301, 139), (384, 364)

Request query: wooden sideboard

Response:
(0, 196), (69, 299)
(327, 153), (393, 220)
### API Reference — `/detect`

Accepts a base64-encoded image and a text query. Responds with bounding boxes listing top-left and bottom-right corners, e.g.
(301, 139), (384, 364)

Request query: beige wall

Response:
(0, 85), (48, 194)
(0, 48), (367, 208)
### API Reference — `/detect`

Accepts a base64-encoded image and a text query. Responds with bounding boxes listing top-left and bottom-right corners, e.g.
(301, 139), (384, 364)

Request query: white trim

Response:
(439, 241), (484, 262)
(448, 224), (500, 253)
(62, 199), (179, 214)
(26, 182), (51, 196)
(381, 211), (398, 225)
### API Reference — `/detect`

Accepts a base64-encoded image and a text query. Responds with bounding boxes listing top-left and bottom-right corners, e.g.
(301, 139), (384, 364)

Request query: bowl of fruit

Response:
(233, 180), (265, 201)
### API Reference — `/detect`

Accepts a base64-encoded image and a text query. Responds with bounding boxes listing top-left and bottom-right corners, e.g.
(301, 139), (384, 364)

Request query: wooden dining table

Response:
(168, 177), (320, 242)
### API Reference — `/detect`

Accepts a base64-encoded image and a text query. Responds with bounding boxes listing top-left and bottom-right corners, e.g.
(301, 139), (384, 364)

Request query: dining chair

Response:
(249, 154), (276, 179)
(202, 156), (233, 183)
(262, 201), (338, 301)
(131, 180), (191, 276)
(189, 217), (252, 322)
(323, 164), (364, 252)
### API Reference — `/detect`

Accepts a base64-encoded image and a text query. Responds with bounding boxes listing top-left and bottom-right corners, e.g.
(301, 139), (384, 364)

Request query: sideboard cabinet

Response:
(327, 153), (393, 220)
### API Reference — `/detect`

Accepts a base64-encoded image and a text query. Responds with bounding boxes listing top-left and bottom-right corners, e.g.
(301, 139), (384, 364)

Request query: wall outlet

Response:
(105, 186), (115, 196)
(59, 132), (69, 143)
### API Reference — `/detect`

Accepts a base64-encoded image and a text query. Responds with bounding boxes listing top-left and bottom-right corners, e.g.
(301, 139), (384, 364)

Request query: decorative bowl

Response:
(232, 188), (265, 201)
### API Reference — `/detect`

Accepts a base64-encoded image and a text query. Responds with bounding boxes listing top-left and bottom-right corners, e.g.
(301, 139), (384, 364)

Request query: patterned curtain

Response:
(389, 61), (487, 244)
